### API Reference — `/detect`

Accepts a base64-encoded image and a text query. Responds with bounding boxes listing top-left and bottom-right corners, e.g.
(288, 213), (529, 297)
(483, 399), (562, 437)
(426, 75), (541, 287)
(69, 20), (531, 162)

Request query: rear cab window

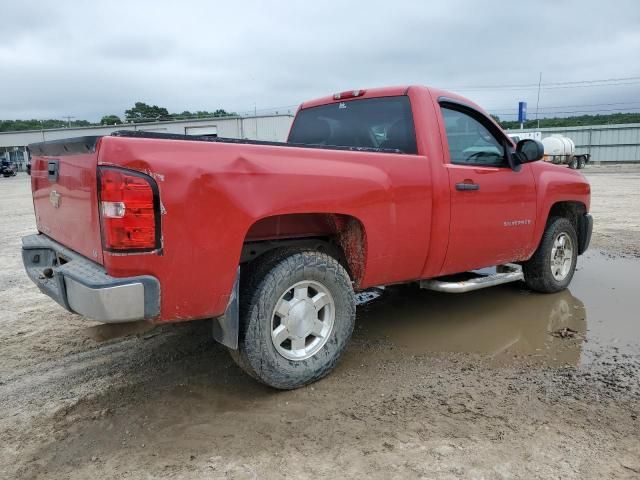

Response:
(288, 96), (417, 154)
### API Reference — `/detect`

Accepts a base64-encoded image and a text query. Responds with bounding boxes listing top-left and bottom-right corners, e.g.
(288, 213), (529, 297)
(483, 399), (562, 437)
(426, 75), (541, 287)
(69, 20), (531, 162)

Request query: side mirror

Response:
(515, 139), (544, 163)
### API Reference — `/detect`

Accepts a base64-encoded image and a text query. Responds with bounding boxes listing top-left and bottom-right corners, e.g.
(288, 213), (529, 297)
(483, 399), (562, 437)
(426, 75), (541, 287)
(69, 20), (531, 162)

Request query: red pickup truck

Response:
(23, 86), (592, 389)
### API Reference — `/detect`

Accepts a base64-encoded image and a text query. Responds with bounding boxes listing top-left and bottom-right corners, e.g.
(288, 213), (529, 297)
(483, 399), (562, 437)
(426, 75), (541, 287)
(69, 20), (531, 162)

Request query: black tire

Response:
(568, 158), (579, 169)
(230, 250), (356, 389)
(578, 156), (586, 169)
(228, 247), (302, 380)
(523, 217), (578, 293)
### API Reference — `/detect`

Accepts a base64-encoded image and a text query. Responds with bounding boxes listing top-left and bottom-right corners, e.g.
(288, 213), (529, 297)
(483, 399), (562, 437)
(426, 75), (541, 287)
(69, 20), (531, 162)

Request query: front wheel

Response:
(231, 250), (356, 389)
(569, 158), (579, 169)
(523, 217), (578, 293)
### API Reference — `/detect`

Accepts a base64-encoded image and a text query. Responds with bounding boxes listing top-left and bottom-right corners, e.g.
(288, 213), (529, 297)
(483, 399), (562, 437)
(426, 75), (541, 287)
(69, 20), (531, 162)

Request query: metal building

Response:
(0, 114), (295, 170)
(507, 123), (640, 163)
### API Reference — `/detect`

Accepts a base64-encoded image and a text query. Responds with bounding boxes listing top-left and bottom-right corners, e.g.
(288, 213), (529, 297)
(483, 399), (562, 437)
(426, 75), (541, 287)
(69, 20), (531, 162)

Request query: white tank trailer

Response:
(541, 134), (590, 169)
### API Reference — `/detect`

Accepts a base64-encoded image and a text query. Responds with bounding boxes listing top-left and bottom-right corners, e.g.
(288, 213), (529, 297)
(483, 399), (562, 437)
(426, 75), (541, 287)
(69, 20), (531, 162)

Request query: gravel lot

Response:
(1, 165), (639, 479)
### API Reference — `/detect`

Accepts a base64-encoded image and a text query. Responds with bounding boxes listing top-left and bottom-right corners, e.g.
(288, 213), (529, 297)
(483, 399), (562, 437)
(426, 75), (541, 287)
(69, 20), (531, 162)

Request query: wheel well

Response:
(241, 213), (367, 287)
(547, 201), (586, 237)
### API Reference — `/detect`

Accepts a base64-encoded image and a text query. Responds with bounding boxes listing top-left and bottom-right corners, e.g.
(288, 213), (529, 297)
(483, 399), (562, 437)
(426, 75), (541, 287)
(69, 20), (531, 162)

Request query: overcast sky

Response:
(1, 0), (639, 121)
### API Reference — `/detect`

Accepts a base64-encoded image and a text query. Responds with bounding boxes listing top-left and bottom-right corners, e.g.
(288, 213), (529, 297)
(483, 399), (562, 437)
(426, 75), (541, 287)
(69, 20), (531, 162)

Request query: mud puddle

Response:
(3, 252), (636, 423)
(348, 251), (640, 367)
(62, 251), (640, 371)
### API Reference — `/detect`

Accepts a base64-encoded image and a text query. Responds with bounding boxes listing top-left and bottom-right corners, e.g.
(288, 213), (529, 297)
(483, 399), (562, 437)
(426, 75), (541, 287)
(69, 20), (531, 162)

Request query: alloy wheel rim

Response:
(550, 232), (574, 281)
(270, 280), (335, 361)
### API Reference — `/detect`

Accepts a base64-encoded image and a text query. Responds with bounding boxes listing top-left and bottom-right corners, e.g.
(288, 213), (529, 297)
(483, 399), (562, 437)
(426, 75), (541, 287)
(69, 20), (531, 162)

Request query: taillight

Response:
(98, 167), (160, 251)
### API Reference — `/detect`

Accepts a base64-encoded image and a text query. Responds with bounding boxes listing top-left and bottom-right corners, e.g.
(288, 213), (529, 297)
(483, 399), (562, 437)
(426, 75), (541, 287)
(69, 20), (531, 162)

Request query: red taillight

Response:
(99, 168), (159, 251)
(333, 89), (366, 100)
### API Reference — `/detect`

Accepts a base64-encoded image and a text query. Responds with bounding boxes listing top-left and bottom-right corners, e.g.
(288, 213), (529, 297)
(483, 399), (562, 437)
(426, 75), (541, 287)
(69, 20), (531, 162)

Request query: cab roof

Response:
(300, 86), (411, 109)
(299, 85), (491, 123)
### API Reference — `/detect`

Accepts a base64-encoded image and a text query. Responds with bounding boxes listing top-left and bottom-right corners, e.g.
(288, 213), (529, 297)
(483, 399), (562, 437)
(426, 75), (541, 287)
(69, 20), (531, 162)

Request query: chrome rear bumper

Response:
(22, 234), (159, 323)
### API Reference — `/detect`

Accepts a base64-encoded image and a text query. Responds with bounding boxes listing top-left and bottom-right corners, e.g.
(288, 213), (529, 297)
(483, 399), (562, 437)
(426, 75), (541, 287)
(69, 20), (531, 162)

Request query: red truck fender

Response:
(528, 161), (591, 259)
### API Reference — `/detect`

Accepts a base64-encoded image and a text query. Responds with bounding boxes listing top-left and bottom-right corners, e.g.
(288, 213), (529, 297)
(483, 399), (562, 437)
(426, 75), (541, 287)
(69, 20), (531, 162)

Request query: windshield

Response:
(288, 96), (417, 153)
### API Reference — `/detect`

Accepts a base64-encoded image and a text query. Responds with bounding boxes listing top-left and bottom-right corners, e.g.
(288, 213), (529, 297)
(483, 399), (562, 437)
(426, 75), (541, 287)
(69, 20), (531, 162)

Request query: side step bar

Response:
(420, 265), (524, 293)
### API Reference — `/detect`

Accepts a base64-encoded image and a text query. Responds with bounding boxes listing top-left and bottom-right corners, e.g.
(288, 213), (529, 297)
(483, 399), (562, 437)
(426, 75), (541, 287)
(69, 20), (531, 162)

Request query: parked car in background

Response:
(1, 158), (18, 177)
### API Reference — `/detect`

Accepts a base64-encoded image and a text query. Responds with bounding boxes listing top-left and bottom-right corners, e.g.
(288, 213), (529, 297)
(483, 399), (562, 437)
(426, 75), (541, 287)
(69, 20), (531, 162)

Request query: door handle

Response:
(456, 182), (479, 191)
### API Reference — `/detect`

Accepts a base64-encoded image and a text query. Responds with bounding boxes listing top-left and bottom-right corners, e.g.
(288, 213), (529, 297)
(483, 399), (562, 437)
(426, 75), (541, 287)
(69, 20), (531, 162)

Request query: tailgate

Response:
(29, 136), (104, 265)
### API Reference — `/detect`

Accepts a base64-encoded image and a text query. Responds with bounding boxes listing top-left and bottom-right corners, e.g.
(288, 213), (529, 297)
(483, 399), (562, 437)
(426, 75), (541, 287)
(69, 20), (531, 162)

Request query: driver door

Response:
(439, 104), (537, 275)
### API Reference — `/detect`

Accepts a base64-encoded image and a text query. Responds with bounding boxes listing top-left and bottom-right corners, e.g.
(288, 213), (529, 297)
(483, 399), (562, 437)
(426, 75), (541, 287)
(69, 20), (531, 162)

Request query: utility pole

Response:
(535, 72), (542, 129)
(254, 103), (258, 139)
(62, 115), (75, 128)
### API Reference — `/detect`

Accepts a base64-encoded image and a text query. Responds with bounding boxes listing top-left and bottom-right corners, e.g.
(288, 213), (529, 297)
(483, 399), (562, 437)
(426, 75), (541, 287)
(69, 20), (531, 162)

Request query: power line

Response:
(454, 75), (640, 88)
(448, 76), (640, 92)
(8, 77), (640, 124)
(492, 106), (640, 114)
(540, 81), (640, 90)
(545, 76), (640, 85)
(456, 81), (640, 92)
(234, 78), (640, 114)
(493, 107), (640, 117)
(486, 100), (640, 110)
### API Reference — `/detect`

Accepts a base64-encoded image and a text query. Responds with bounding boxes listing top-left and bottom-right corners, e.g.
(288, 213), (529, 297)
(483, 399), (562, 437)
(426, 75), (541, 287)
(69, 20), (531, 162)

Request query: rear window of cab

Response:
(288, 96), (417, 154)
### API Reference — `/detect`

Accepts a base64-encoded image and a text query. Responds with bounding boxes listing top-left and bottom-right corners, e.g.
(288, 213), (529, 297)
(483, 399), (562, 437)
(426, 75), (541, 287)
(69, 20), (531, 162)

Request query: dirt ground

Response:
(1, 165), (639, 480)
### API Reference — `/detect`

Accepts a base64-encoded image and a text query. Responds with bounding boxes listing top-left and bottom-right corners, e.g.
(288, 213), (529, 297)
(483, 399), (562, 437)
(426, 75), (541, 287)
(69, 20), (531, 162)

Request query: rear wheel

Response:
(230, 250), (355, 389)
(578, 156), (587, 169)
(569, 157), (579, 169)
(523, 217), (578, 293)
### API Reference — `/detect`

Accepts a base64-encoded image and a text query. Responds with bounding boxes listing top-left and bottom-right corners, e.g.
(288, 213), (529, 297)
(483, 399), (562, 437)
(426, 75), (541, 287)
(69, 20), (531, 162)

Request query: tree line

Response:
(494, 112), (640, 130)
(0, 102), (237, 132)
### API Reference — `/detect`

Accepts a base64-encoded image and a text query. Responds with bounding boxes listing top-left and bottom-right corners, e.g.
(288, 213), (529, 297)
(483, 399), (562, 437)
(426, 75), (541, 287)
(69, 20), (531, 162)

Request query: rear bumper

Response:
(22, 234), (160, 323)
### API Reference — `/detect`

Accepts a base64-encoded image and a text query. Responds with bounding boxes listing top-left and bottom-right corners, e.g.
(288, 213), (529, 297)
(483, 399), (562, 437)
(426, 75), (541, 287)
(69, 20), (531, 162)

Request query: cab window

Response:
(441, 107), (506, 167)
(288, 96), (417, 154)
